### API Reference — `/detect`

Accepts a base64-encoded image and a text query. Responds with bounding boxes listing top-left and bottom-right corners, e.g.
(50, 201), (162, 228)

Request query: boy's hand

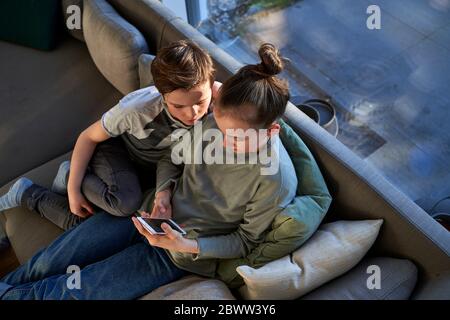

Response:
(68, 190), (94, 218)
(132, 217), (198, 254)
(150, 189), (172, 219)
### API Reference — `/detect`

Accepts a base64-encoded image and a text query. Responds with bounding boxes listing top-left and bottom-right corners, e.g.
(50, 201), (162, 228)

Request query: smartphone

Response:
(136, 216), (187, 236)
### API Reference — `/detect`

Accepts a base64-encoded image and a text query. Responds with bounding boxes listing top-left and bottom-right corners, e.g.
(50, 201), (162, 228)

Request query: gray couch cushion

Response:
(0, 225), (9, 252)
(301, 257), (418, 300)
(83, 0), (149, 94)
(0, 154), (70, 264)
(140, 275), (236, 300)
(62, 0), (84, 42)
(107, 0), (179, 53)
(138, 53), (155, 88)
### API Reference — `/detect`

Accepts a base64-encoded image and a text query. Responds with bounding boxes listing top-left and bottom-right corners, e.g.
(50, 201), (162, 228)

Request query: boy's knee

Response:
(112, 194), (142, 217)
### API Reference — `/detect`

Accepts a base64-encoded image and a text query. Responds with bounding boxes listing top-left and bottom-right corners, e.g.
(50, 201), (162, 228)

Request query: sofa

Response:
(0, 0), (449, 300)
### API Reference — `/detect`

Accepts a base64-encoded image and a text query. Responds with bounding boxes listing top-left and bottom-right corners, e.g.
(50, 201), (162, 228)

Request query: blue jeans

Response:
(0, 212), (186, 300)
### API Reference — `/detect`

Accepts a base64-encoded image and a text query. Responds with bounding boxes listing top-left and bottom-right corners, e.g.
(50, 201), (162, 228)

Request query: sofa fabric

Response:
(83, 0), (149, 94)
(236, 219), (383, 300)
(0, 154), (69, 264)
(301, 256), (418, 300)
(0, 0), (63, 51)
(216, 120), (332, 288)
(138, 54), (156, 88)
(0, 225), (9, 252)
(62, 0), (84, 42)
(107, 0), (243, 81)
(140, 275), (236, 300)
(107, 0), (179, 53)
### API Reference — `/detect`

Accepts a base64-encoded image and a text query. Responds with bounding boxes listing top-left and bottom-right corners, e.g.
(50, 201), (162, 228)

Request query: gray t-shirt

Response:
(101, 86), (193, 164)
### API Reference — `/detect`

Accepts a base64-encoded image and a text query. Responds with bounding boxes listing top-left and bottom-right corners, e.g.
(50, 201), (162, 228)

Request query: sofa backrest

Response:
(106, 0), (449, 298)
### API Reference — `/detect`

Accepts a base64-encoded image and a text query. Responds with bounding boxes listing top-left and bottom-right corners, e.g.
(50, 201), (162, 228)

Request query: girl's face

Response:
(164, 81), (212, 126)
(213, 105), (280, 154)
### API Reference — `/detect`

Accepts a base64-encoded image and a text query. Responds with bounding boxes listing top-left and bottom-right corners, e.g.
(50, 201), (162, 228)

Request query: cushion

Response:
(301, 257), (418, 300)
(0, 0), (63, 51)
(0, 225), (9, 252)
(62, 0), (84, 42)
(216, 119), (332, 288)
(83, 0), (149, 94)
(236, 219), (383, 300)
(140, 275), (236, 300)
(0, 154), (69, 264)
(138, 53), (156, 88)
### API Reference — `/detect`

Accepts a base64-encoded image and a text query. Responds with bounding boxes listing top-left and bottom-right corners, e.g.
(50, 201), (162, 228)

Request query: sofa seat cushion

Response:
(0, 226), (10, 253)
(0, 154), (70, 264)
(140, 275), (236, 300)
(301, 256), (418, 300)
(83, 0), (149, 94)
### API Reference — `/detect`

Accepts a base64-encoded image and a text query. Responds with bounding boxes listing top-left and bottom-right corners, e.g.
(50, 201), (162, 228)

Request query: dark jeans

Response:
(22, 138), (156, 230)
(0, 212), (186, 300)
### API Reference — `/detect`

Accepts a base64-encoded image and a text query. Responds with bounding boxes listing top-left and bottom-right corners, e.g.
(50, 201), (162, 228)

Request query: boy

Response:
(0, 40), (219, 230)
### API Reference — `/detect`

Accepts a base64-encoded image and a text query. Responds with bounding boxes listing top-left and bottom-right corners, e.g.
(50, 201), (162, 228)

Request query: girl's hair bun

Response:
(258, 43), (284, 76)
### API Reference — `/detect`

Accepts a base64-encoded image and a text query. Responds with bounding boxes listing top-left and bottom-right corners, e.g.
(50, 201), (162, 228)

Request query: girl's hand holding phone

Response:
(132, 217), (198, 254)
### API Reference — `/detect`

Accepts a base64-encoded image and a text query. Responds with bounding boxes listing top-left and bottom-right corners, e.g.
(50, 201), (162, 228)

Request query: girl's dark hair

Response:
(217, 43), (290, 128)
(151, 40), (215, 95)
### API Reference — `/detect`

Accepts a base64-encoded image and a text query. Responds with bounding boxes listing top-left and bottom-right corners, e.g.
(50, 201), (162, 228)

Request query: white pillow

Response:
(237, 219), (383, 300)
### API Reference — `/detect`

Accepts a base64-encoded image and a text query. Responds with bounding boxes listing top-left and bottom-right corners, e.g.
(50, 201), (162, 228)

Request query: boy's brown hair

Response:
(151, 40), (216, 95)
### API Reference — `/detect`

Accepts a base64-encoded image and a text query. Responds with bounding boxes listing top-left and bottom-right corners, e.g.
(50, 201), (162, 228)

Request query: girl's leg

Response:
(1, 242), (186, 300)
(1, 211), (139, 287)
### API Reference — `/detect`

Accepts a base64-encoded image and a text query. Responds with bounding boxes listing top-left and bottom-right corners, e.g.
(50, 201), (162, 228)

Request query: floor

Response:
(198, 0), (450, 203)
(0, 37), (122, 186)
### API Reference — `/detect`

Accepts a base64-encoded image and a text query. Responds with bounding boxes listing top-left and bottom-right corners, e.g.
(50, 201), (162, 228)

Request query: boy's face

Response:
(164, 81), (212, 126)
